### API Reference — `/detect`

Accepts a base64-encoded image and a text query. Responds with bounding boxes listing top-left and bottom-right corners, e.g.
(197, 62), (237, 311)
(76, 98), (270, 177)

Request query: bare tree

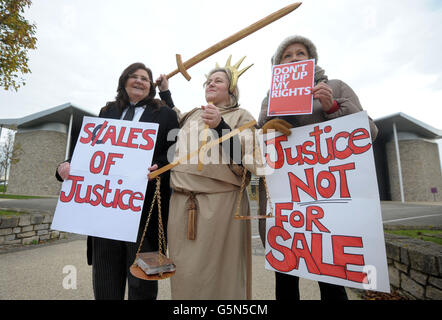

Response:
(0, 130), (22, 193)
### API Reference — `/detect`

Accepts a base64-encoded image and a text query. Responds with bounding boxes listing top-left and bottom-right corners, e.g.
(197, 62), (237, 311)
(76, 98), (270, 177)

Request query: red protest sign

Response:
(267, 59), (315, 116)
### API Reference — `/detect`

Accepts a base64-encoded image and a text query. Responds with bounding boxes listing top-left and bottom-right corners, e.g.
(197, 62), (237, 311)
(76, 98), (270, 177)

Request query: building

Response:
(0, 103), (96, 196)
(373, 112), (442, 202)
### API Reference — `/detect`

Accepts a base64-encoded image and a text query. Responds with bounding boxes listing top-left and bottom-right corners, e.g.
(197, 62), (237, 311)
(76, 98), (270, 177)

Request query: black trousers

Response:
(275, 272), (348, 300)
(91, 237), (158, 300)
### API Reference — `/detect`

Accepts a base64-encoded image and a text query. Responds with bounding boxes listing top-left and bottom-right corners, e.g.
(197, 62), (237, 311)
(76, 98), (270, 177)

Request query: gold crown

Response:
(215, 55), (253, 93)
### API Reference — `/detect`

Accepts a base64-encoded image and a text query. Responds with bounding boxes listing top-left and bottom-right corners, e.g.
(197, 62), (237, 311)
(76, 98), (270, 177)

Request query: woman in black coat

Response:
(56, 62), (179, 300)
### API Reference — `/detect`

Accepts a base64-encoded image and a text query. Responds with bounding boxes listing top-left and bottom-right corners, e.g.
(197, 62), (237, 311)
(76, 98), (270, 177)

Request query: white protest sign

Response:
(52, 116), (159, 242)
(261, 112), (390, 293)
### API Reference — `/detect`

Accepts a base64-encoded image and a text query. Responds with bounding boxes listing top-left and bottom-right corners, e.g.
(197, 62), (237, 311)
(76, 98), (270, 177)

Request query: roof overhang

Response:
(0, 102), (97, 131)
(374, 112), (442, 141)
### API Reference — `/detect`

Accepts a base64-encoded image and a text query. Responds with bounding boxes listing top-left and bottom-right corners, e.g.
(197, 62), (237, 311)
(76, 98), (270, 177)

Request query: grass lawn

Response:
(385, 229), (442, 246)
(0, 210), (26, 216)
(0, 194), (47, 199)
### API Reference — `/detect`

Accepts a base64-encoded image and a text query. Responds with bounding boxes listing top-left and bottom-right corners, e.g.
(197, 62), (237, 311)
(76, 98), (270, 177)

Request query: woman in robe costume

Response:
(165, 56), (263, 299)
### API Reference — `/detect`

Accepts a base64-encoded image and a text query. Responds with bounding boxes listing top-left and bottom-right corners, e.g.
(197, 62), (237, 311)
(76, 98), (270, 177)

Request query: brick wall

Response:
(385, 232), (442, 299)
(0, 211), (66, 245)
(7, 130), (66, 196)
(386, 139), (442, 202)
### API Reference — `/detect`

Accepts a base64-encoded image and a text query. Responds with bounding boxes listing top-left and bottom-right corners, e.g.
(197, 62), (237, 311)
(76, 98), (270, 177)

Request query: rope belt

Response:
(173, 188), (202, 240)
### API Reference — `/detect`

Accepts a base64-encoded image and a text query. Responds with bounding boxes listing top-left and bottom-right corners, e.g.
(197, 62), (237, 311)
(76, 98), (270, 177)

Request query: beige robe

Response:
(167, 105), (261, 299)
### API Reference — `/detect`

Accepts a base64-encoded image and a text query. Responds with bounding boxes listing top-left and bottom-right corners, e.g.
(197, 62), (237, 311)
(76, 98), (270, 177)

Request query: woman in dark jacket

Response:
(56, 62), (179, 300)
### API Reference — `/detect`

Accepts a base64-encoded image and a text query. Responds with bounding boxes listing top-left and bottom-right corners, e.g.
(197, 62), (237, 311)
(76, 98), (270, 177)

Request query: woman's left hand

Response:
(147, 164), (158, 181)
(155, 74), (169, 92)
(312, 82), (334, 112)
(201, 103), (222, 128)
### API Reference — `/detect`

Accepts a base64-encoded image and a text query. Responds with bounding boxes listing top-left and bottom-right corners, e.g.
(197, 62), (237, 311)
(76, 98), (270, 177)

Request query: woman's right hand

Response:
(261, 118), (292, 136)
(57, 162), (71, 181)
(155, 74), (169, 92)
(147, 164), (158, 181)
(201, 103), (222, 128)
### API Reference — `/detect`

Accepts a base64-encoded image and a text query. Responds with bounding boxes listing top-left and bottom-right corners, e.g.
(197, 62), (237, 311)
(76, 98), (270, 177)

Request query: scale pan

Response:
(130, 265), (175, 281)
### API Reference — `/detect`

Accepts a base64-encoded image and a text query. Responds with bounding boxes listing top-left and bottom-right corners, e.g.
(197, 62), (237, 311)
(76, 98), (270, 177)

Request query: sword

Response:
(166, 2), (302, 81)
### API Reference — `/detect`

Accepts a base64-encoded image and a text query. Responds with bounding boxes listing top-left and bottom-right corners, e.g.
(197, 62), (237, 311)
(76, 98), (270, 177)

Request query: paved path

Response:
(0, 196), (58, 213)
(380, 202), (442, 226)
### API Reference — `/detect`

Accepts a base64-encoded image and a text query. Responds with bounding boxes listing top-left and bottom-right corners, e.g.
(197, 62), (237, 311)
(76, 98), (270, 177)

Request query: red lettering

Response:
(83, 124), (155, 149)
(60, 175), (84, 202)
(79, 123), (95, 144)
(329, 163), (355, 198)
(60, 176), (143, 212)
(301, 140), (317, 165)
(285, 144), (304, 166)
(116, 127), (128, 147)
(332, 235), (368, 283)
(90, 184), (104, 206)
(139, 129), (156, 150)
(311, 233), (346, 279)
(349, 128), (371, 154)
(264, 135), (288, 169)
(306, 206), (330, 233)
(289, 169), (317, 202)
(275, 202), (292, 228)
(112, 180), (122, 208)
(266, 226), (297, 272)
(74, 184), (92, 203)
(325, 136), (335, 161)
(316, 170), (336, 198)
(103, 153), (124, 175)
(333, 131), (352, 159)
(263, 123), (373, 168)
(91, 121), (108, 146)
(291, 232), (320, 274)
(129, 192), (144, 212)
(90, 151), (106, 174)
(289, 210), (304, 228)
(101, 180), (114, 207)
(309, 126), (332, 164)
(101, 125), (117, 145)
(117, 190), (132, 210)
(126, 128), (143, 149)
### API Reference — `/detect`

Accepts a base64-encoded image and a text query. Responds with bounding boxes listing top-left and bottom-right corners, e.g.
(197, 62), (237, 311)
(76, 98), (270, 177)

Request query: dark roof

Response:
(374, 112), (442, 140)
(0, 102), (97, 130)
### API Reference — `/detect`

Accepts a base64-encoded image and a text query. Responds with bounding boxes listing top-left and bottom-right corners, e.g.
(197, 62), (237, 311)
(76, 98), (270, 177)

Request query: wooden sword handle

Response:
(198, 101), (213, 171)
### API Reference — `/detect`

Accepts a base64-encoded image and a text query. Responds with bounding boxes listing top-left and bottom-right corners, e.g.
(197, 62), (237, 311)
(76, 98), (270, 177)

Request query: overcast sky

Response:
(1, 0), (442, 145)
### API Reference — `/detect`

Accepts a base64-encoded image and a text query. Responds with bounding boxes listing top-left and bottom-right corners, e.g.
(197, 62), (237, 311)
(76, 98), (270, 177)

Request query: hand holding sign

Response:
(312, 82), (334, 112)
(57, 162), (71, 181)
(261, 118), (292, 136)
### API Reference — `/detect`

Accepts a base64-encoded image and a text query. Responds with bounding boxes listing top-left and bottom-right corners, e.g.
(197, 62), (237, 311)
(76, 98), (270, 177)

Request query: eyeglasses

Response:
(128, 74), (150, 83)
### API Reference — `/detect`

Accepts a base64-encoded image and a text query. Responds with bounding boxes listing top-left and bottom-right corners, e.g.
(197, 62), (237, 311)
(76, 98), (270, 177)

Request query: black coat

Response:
(91, 100), (179, 263)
